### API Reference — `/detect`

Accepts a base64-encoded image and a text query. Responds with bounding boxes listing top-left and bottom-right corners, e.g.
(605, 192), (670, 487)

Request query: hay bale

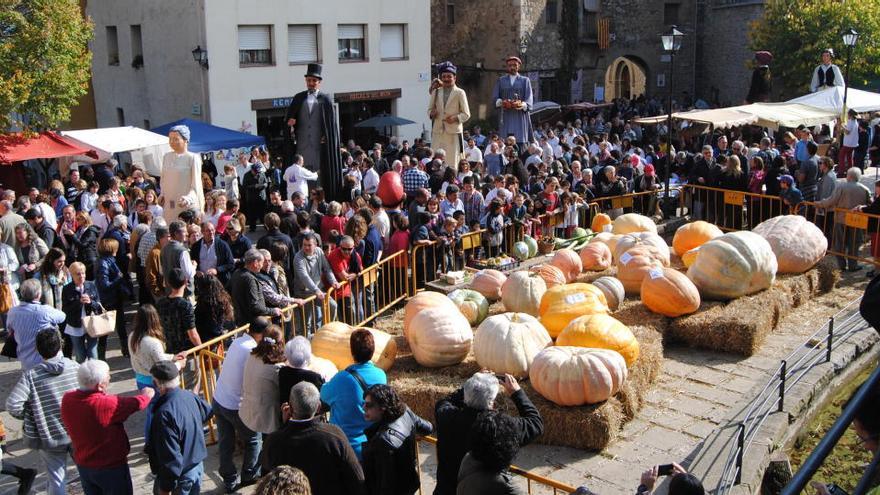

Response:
(815, 256), (841, 292)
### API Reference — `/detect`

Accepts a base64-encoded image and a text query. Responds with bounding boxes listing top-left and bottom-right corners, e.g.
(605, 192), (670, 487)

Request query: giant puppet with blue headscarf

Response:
(492, 55), (533, 151)
(159, 124), (205, 223)
(427, 61), (471, 171)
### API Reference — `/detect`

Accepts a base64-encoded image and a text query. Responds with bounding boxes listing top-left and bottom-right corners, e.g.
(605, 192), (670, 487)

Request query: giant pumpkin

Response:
(687, 231), (778, 300)
(550, 248), (582, 282)
(590, 232), (624, 254)
(538, 283), (609, 338)
(672, 220), (723, 256)
(753, 215), (827, 273)
(470, 269), (508, 300)
(376, 171), (405, 207)
(502, 271), (547, 316)
(530, 264), (567, 289)
(591, 213), (612, 233)
(579, 242), (613, 271)
(473, 313), (552, 378)
(403, 291), (457, 338)
(616, 245), (665, 294)
(448, 289), (490, 325)
(311, 322), (398, 371)
(640, 267), (701, 317)
(613, 232), (671, 266)
(308, 356), (338, 382)
(407, 307), (474, 367)
(530, 346), (628, 406)
(592, 276), (625, 311)
(556, 314), (640, 366)
(611, 213), (657, 235)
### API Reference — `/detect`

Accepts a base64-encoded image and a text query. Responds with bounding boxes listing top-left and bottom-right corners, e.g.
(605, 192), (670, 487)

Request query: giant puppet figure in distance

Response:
(285, 63), (345, 202)
(491, 56), (534, 151)
(160, 124), (205, 223)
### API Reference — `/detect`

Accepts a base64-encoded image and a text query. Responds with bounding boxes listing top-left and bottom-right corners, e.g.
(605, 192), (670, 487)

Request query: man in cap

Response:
(810, 48), (844, 93)
(285, 64), (345, 203)
(491, 56), (534, 152)
(428, 61), (471, 171)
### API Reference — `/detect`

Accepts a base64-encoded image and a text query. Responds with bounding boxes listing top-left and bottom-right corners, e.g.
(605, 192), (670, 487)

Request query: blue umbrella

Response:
(354, 113), (417, 128)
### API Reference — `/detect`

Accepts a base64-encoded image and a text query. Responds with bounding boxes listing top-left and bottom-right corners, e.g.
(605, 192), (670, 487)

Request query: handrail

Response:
(323, 249), (411, 328)
(418, 435), (578, 494)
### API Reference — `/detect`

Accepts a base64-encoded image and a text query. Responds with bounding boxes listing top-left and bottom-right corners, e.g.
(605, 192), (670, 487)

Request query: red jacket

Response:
(327, 247), (361, 298)
(61, 389), (150, 469)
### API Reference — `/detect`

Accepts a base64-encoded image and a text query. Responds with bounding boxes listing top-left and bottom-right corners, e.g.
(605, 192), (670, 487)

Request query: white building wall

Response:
(204, 0), (431, 143)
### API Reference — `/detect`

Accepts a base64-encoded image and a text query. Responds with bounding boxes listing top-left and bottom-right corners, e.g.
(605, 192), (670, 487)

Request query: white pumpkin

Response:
(592, 276), (625, 311)
(611, 213), (657, 235)
(308, 356), (339, 382)
(590, 232), (624, 254)
(752, 215), (828, 273)
(687, 231), (778, 300)
(613, 232), (671, 265)
(407, 307), (474, 367)
(473, 313), (552, 378)
(501, 271), (548, 316)
(529, 346), (628, 406)
(448, 289), (490, 325)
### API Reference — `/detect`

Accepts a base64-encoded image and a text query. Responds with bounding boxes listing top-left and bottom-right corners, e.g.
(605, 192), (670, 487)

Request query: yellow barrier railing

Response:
(795, 202), (880, 268)
(681, 184), (785, 231)
(323, 250), (412, 328)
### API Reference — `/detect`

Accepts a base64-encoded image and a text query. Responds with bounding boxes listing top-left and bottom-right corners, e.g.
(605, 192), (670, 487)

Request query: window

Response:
(546, 0), (558, 24)
(106, 26), (119, 65)
(540, 77), (559, 103)
(446, 2), (455, 25)
(664, 3), (680, 26)
(130, 25), (143, 67)
(238, 25), (273, 66)
(116, 108), (125, 126)
(288, 24), (319, 64)
(337, 24), (365, 61)
(582, 11), (598, 40)
(380, 24), (406, 60)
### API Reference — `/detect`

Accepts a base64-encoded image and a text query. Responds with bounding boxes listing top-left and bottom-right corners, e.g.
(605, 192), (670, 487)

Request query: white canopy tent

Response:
(633, 102), (840, 130)
(59, 126), (171, 176)
(787, 86), (880, 114)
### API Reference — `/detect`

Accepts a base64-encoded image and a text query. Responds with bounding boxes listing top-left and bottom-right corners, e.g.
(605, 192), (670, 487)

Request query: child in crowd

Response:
(79, 181), (99, 213)
(220, 164), (240, 201)
(437, 217), (462, 271)
(483, 200), (506, 257)
(779, 174), (803, 213)
(508, 193), (529, 241)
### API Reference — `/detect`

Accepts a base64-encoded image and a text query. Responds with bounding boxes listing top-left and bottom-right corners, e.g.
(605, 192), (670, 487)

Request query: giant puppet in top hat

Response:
(305, 63), (323, 80)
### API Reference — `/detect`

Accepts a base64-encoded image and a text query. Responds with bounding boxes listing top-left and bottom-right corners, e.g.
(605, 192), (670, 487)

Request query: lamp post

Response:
(660, 25), (684, 202)
(519, 35), (530, 69)
(191, 45), (209, 69)
(841, 28), (859, 176)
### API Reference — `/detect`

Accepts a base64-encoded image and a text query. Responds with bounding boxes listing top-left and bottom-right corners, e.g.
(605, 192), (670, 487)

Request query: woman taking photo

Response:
(61, 262), (101, 362)
(95, 238), (133, 359)
(63, 211), (100, 279)
(240, 325), (286, 435)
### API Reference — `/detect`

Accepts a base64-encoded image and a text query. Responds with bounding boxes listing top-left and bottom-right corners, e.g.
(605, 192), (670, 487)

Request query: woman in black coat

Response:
(61, 261), (102, 362)
(63, 211), (100, 280)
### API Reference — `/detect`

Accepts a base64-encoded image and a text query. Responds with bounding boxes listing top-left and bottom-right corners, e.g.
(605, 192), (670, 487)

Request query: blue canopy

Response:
(151, 118), (265, 152)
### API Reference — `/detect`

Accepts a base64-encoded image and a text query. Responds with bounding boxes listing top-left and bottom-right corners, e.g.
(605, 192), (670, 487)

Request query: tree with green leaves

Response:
(0, 0), (93, 132)
(749, 0), (880, 99)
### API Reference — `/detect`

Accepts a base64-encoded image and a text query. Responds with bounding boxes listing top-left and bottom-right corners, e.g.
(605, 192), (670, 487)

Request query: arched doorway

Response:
(604, 56), (647, 102)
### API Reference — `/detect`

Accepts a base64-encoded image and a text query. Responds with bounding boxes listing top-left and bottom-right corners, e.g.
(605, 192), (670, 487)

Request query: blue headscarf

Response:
(169, 125), (191, 142)
(437, 61), (457, 75)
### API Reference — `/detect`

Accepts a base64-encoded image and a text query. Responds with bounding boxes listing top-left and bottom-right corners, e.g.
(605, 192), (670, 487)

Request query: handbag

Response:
(0, 283), (12, 314)
(1, 333), (17, 359)
(83, 303), (116, 338)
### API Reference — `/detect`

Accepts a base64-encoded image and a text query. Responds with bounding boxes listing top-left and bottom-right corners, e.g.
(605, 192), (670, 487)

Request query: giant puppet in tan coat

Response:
(428, 61), (470, 171)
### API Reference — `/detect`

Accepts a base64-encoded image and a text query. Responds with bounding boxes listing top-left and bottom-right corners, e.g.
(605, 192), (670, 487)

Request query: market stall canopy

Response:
(0, 132), (97, 164)
(787, 86), (880, 114)
(632, 108), (758, 128)
(151, 118), (265, 153)
(60, 126), (171, 176)
(632, 102), (839, 130)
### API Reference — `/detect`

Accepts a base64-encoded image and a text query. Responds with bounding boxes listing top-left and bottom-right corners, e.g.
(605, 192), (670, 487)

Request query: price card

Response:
(648, 268), (664, 279)
(620, 252), (633, 265)
(565, 292), (587, 304)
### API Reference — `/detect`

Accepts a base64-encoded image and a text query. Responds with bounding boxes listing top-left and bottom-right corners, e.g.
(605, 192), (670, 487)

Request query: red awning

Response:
(0, 132), (98, 164)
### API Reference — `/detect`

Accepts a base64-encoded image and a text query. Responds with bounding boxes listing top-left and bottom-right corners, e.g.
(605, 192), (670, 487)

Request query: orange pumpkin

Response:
(403, 291), (457, 338)
(556, 313), (640, 366)
(470, 269), (508, 300)
(640, 267), (701, 317)
(530, 264), (567, 289)
(539, 283), (609, 338)
(613, 232), (671, 266)
(550, 248), (582, 282)
(579, 242), (613, 271)
(672, 221), (723, 256)
(616, 245), (665, 294)
(591, 213), (612, 233)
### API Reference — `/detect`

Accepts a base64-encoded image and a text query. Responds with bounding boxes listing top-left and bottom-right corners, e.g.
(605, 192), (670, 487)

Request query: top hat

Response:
(305, 63), (323, 80)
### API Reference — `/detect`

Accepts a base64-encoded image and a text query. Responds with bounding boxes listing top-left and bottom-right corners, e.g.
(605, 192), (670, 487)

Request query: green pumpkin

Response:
(512, 242), (530, 261)
(572, 227), (588, 239)
(448, 289), (489, 325)
(523, 235), (538, 258)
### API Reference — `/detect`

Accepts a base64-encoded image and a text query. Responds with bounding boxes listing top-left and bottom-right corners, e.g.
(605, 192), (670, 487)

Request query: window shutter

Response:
(380, 25), (404, 59)
(239, 26), (271, 50)
(338, 24), (364, 40)
(288, 25), (318, 63)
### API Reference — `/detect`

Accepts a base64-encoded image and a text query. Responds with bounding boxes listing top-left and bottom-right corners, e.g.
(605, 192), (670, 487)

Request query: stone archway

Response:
(604, 56), (647, 102)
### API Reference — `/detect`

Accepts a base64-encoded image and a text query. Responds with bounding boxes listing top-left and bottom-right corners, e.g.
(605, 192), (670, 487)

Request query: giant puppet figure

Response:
(491, 56), (534, 150)
(285, 63), (344, 202)
(810, 48), (844, 93)
(160, 124), (205, 223)
(428, 61), (471, 171)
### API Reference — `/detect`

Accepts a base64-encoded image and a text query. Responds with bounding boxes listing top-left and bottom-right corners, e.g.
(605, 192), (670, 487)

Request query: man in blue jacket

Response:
(189, 222), (235, 285)
(147, 361), (212, 495)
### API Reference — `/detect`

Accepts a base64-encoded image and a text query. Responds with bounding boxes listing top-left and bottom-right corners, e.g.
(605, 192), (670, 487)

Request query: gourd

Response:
(550, 248), (582, 283)
(538, 283), (609, 338)
(616, 245), (666, 294)
(501, 271), (547, 316)
(473, 313), (552, 378)
(311, 322), (398, 371)
(611, 213), (657, 235)
(512, 241), (530, 261)
(681, 247), (700, 268)
(529, 346), (628, 406)
(687, 231), (778, 300)
(523, 235), (539, 258)
(448, 289), (490, 325)
(592, 276), (625, 311)
(640, 267), (701, 317)
(403, 291), (457, 338)
(672, 220), (723, 256)
(556, 314), (640, 366)
(407, 307), (473, 367)
(752, 215), (827, 273)
(591, 213), (612, 233)
(530, 264), (567, 289)
(613, 232), (671, 266)
(579, 242), (613, 271)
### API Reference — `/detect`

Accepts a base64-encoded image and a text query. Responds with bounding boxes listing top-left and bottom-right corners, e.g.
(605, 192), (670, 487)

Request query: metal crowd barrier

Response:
(324, 249), (411, 328)
(796, 202), (880, 269)
(593, 188), (667, 218)
(681, 185), (784, 231)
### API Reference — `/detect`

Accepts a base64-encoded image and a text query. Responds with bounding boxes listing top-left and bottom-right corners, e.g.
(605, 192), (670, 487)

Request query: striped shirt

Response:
(6, 356), (79, 450)
(7, 302), (66, 371)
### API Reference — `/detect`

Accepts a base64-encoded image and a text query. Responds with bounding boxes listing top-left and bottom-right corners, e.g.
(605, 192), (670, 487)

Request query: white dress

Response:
(161, 151), (205, 223)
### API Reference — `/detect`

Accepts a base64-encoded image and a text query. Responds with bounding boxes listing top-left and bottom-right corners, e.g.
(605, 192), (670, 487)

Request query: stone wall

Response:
(700, 1), (767, 106)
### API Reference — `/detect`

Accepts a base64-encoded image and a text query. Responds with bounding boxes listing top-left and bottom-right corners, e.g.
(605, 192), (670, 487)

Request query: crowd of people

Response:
(0, 92), (878, 493)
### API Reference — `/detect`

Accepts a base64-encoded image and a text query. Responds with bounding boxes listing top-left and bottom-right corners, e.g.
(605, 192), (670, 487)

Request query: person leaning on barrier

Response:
(230, 249), (282, 326)
(279, 336), (325, 409)
(433, 372), (544, 495)
(814, 167), (872, 272)
(855, 180), (880, 278)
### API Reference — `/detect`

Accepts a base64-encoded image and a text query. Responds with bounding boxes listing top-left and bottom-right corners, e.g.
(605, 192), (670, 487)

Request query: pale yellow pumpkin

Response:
(590, 232), (624, 254)
(556, 314), (640, 366)
(591, 213), (612, 233)
(640, 267), (701, 317)
(579, 242), (613, 271)
(592, 276), (625, 311)
(530, 346), (628, 406)
(752, 215), (828, 273)
(502, 271), (548, 316)
(550, 248), (582, 282)
(672, 220), (723, 256)
(681, 247), (700, 268)
(403, 291), (457, 338)
(538, 283), (609, 338)
(311, 322), (398, 371)
(407, 307), (474, 367)
(616, 245), (665, 294)
(470, 269), (508, 300)
(687, 231), (778, 300)
(473, 313), (552, 378)
(308, 356), (339, 382)
(530, 264), (567, 289)
(448, 289), (490, 325)
(613, 232), (671, 266)
(611, 213), (657, 235)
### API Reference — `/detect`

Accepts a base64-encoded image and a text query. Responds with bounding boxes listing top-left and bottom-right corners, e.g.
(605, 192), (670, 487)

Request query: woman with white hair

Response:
(278, 336), (325, 409)
(159, 125), (205, 223)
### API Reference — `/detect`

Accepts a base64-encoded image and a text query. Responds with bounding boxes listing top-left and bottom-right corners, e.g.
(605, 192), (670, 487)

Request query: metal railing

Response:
(324, 249), (411, 328)
(681, 184), (785, 231)
(795, 202), (880, 269)
(714, 298), (868, 495)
